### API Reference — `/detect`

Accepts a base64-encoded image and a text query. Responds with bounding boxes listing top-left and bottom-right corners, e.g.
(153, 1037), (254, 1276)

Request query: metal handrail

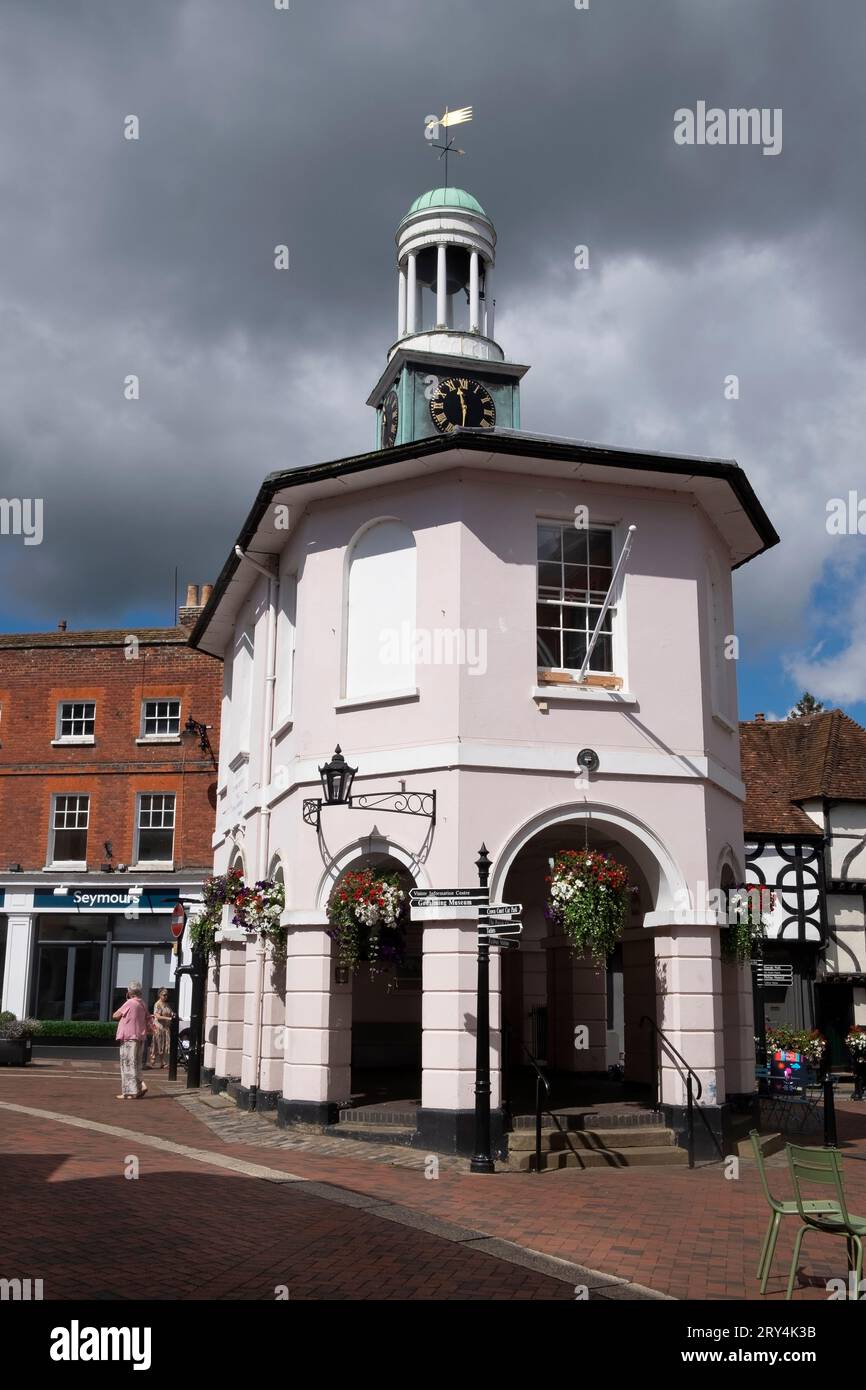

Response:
(640, 1014), (705, 1168)
(521, 1041), (551, 1174)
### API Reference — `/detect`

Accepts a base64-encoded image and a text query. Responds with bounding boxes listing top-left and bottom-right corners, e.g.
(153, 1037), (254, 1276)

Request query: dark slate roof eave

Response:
(189, 430), (780, 649)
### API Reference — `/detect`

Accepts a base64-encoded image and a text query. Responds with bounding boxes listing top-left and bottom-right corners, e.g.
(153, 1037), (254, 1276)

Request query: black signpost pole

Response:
(470, 844), (494, 1175)
(186, 946), (206, 1089)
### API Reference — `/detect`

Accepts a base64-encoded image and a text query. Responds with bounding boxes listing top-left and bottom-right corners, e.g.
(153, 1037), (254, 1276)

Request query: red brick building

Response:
(0, 587), (222, 1025)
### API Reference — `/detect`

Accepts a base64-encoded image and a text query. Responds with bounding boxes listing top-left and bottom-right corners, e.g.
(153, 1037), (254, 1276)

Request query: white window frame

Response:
(48, 793), (90, 869)
(53, 700), (96, 745)
(536, 519), (622, 678)
(133, 791), (176, 868)
(138, 698), (182, 742)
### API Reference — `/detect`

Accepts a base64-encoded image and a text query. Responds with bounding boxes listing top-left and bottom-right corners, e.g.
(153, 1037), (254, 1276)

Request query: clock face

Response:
(381, 389), (399, 448)
(429, 377), (496, 434)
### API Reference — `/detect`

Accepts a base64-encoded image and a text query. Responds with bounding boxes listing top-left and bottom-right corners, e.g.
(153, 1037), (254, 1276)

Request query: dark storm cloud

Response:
(1, 0), (865, 701)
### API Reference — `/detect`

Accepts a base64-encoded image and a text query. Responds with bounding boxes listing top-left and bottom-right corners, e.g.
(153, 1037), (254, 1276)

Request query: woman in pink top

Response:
(113, 982), (152, 1099)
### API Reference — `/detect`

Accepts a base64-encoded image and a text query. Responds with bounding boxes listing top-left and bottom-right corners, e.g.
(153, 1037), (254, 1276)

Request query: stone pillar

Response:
(406, 253), (417, 333)
(278, 926), (350, 1127)
(213, 939), (246, 1085)
(1, 913), (35, 1017)
(722, 958), (756, 1097)
(654, 925), (729, 1155)
(436, 244), (447, 328)
(469, 250), (480, 331)
(485, 265), (494, 338)
(418, 919), (501, 1155)
(202, 955), (220, 1076)
(238, 940), (286, 1106)
(397, 263), (407, 337)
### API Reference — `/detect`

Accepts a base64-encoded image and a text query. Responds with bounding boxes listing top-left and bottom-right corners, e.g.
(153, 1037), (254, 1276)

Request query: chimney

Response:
(178, 581), (210, 630)
(754, 713), (765, 722)
(57, 619), (67, 632)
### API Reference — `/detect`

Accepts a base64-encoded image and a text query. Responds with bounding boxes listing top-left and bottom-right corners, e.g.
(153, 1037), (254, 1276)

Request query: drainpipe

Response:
(234, 545), (279, 1110)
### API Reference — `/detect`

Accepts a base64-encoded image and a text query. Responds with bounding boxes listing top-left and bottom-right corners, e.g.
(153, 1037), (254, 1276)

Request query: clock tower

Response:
(367, 187), (529, 448)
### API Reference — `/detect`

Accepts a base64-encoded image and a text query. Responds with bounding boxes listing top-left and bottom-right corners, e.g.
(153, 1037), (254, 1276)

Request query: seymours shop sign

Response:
(31, 887), (183, 914)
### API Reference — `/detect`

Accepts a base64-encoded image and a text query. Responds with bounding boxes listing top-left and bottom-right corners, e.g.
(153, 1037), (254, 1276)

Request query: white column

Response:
(281, 926), (351, 1113)
(654, 925), (726, 1107)
(722, 959), (757, 1096)
(436, 243), (447, 328)
(469, 251), (480, 332)
(203, 956), (220, 1074)
(485, 264), (494, 339)
(1, 914), (35, 1017)
(214, 939), (246, 1081)
(421, 918), (500, 1116)
(397, 264), (407, 337)
(406, 253), (417, 333)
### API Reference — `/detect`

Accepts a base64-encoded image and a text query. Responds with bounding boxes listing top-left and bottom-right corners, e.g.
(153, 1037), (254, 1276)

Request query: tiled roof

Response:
(740, 710), (866, 836)
(0, 628), (192, 648)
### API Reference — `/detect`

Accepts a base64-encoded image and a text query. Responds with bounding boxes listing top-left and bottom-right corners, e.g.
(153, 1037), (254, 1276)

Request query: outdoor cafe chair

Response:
(785, 1142), (866, 1300)
(749, 1131), (837, 1294)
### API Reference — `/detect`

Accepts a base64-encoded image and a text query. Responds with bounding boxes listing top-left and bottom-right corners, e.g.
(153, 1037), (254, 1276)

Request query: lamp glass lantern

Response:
(319, 745), (357, 805)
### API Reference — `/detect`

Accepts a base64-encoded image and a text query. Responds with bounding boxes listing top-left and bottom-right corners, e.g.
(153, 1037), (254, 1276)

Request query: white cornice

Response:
(260, 739), (745, 810)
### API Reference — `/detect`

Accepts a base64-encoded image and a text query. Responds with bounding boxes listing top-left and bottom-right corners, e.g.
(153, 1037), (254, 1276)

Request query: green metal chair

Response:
(749, 1131), (837, 1294)
(785, 1142), (866, 1300)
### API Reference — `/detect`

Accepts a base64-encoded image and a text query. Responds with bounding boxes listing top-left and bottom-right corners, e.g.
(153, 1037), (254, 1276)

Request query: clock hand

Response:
(457, 388), (467, 425)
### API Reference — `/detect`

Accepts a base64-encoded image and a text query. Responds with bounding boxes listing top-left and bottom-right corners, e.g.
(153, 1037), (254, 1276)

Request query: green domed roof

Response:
(403, 187), (488, 220)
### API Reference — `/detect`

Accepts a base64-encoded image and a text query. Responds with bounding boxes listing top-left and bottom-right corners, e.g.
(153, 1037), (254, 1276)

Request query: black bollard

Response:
(823, 1075), (838, 1149)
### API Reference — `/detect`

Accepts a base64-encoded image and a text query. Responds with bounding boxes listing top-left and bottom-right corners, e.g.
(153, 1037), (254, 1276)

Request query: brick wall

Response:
(0, 631), (222, 871)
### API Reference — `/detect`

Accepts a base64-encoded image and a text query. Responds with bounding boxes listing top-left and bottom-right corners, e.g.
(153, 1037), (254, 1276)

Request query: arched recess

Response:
(343, 517), (416, 700)
(491, 800), (689, 1095)
(316, 834), (429, 1109)
(490, 800), (689, 913)
(315, 834), (431, 912)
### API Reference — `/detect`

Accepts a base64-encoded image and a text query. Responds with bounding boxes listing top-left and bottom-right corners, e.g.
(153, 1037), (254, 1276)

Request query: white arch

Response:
(490, 799), (689, 912)
(314, 832), (432, 913)
(715, 842), (744, 888)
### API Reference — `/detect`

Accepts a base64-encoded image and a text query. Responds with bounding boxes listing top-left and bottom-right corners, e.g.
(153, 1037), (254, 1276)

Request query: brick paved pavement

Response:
(3, 1061), (866, 1301)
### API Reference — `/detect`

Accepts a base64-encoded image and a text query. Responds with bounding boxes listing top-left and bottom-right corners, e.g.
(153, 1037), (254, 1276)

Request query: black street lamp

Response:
(182, 716), (213, 755)
(320, 745), (357, 805)
(302, 746), (436, 831)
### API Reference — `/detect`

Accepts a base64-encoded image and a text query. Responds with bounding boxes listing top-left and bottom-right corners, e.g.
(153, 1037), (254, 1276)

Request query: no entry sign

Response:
(170, 904), (186, 941)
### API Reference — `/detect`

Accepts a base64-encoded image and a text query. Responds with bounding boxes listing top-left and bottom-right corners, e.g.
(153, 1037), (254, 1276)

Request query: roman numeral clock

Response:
(367, 183), (529, 448)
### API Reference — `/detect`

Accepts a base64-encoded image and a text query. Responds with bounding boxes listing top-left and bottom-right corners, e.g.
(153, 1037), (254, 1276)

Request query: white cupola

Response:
(391, 187), (503, 363)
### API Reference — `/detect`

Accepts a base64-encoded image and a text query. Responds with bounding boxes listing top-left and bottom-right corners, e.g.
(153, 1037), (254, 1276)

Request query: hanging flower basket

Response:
(189, 866), (246, 959)
(846, 1026), (866, 1062)
(722, 885), (774, 962)
(326, 869), (407, 977)
(764, 1025), (827, 1066)
(233, 879), (287, 959)
(545, 849), (630, 964)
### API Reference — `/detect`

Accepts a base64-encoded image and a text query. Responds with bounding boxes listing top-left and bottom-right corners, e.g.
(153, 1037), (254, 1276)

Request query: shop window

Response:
(141, 699), (181, 738)
(56, 700), (95, 741)
(50, 794), (89, 865)
(135, 793), (176, 863)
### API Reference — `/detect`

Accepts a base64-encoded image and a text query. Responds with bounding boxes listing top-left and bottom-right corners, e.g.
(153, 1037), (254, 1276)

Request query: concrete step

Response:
(513, 1108), (665, 1131)
(324, 1121), (417, 1147)
(506, 1144), (689, 1172)
(509, 1125), (676, 1153)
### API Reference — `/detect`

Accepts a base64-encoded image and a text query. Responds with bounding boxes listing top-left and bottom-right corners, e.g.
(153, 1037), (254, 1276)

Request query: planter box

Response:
(0, 1037), (32, 1066)
(35, 1034), (117, 1048)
